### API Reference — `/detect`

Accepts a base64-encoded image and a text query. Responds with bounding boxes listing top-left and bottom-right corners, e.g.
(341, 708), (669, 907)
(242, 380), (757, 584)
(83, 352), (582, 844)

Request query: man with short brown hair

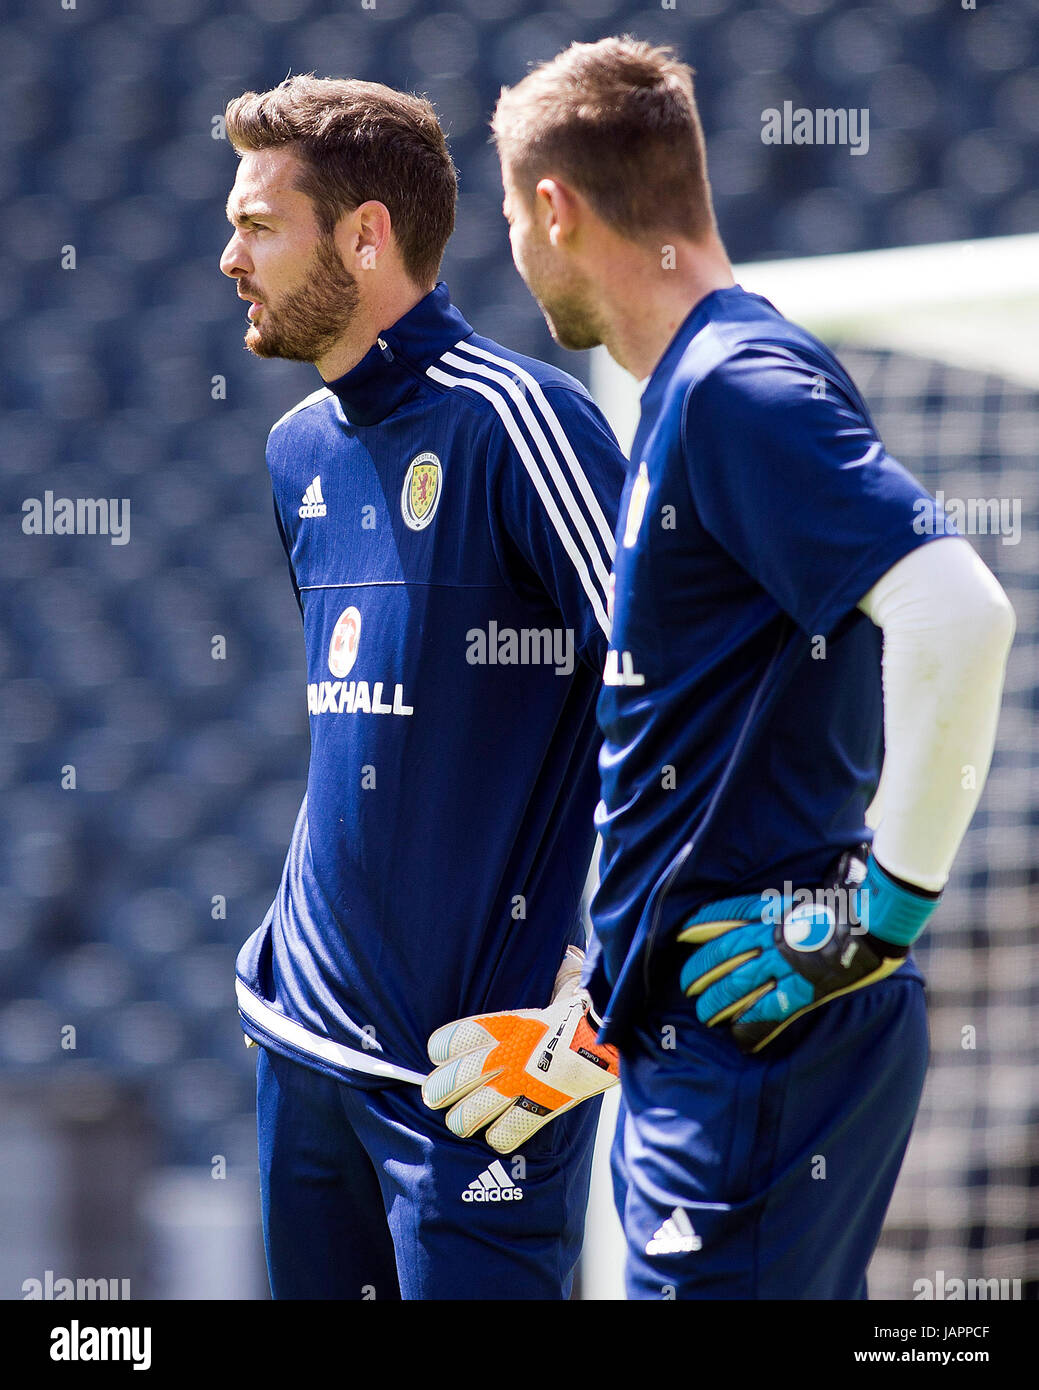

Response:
(490, 37), (1013, 1299)
(224, 74), (457, 336)
(220, 74), (626, 1299)
(493, 37), (715, 253)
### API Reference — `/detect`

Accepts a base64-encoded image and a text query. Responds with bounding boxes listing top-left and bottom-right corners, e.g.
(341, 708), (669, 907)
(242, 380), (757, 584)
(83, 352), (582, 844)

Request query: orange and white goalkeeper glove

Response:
(421, 946), (619, 1154)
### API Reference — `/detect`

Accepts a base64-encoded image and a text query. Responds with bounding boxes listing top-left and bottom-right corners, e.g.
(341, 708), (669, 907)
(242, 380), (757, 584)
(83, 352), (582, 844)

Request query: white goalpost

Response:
(591, 231), (1039, 449)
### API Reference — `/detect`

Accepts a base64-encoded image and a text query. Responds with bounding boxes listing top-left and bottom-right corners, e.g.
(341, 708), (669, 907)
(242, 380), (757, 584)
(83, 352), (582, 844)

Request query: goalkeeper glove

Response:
(677, 849), (940, 1054)
(421, 946), (619, 1154)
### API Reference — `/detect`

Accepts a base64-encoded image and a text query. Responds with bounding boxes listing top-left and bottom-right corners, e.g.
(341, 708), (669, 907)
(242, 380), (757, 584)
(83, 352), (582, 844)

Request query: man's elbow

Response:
(961, 567), (1015, 664)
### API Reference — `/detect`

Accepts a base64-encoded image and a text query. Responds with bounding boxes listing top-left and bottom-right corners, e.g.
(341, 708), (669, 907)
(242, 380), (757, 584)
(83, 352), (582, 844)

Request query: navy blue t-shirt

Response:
(587, 286), (946, 1039)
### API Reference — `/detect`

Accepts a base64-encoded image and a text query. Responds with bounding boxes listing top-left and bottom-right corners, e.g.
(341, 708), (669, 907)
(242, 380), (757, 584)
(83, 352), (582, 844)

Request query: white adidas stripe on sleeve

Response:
(428, 362), (612, 637)
(453, 340), (616, 561)
(439, 350), (613, 597)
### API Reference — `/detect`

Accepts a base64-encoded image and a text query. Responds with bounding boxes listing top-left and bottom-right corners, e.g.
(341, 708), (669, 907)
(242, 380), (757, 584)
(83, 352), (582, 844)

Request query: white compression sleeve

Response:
(857, 536), (1015, 893)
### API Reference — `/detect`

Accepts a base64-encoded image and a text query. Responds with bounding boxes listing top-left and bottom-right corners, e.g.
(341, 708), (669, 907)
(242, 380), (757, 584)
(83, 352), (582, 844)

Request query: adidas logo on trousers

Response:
(646, 1207), (702, 1254)
(462, 1160), (524, 1202)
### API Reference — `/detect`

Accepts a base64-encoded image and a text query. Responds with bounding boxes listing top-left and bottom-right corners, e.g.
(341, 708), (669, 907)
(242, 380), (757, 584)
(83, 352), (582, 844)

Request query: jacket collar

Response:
(325, 282), (472, 427)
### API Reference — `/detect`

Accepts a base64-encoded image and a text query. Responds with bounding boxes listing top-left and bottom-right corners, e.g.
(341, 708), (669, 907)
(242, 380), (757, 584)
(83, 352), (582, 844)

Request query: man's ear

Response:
(337, 200), (393, 273)
(535, 178), (581, 247)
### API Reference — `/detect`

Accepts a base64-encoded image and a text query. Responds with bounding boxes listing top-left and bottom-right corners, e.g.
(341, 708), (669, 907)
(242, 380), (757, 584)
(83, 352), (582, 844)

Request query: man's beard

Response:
(245, 236), (360, 363)
(538, 290), (604, 351)
(524, 251), (604, 351)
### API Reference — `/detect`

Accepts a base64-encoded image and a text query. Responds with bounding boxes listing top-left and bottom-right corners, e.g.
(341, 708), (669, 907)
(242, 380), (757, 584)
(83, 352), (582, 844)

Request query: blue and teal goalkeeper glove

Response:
(678, 848), (940, 1053)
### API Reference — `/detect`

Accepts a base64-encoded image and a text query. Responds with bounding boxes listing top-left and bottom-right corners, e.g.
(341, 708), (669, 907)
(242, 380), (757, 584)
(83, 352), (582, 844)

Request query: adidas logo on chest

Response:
(299, 475), (327, 519)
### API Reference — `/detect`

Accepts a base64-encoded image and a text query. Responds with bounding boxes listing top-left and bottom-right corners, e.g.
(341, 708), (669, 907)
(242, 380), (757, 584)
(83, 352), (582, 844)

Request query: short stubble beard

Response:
(525, 249), (605, 351)
(540, 291), (605, 351)
(245, 235), (360, 364)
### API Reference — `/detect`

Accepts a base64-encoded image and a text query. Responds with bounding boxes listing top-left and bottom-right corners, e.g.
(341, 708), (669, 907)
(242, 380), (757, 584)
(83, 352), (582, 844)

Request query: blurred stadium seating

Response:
(1, 0), (1035, 1298)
